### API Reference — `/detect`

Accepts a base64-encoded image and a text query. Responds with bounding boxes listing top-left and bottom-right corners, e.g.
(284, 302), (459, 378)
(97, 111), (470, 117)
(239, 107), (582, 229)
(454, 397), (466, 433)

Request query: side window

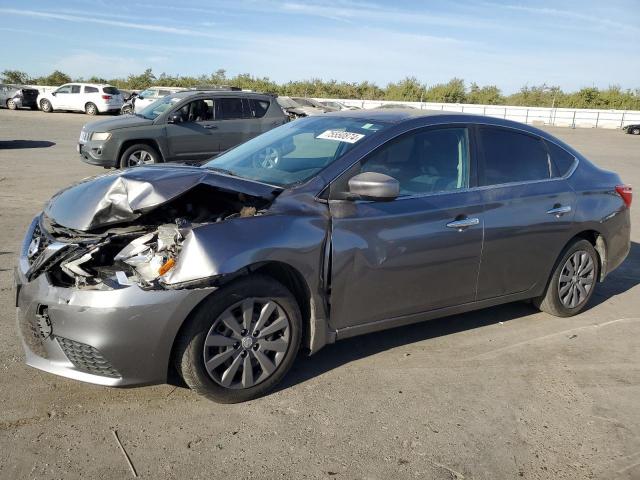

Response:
(158, 90), (170, 96)
(175, 99), (214, 122)
(249, 98), (270, 118)
(84, 86), (98, 93)
(545, 141), (576, 177)
(479, 127), (550, 186)
(360, 127), (470, 195)
(218, 97), (244, 120)
(70, 85), (81, 94)
(56, 85), (72, 94)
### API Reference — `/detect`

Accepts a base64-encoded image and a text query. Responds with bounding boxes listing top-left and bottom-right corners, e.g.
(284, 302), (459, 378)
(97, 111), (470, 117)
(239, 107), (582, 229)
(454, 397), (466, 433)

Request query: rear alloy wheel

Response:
(85, 102), (98, 115)
(40, 99), (52, 112)
(533, 239), (599, 317)
(632, 127), (640, 135)
(174, 275), (302, 403)
(119, 143), (160, 168)
(6, 99), (16, 110)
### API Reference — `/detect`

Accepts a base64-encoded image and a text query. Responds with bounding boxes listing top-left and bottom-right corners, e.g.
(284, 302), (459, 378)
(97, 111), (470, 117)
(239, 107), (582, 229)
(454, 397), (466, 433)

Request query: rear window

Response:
(546, 141), (576, 177)
(479, 127), (551, 186)
(249, 98), (270, 118)
(218, 97), (244, 120)
(103, 87), (120, 95)
(84, 86), (98, 93)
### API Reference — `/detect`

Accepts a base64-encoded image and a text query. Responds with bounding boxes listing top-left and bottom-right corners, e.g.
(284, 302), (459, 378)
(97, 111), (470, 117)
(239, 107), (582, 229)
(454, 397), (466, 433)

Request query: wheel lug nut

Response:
(241, 329), (247, 336)
(234, 342), (240, 349)
(253, 344), (259, 351)
(241, 351), (247, 357)
(253, 330), (259, 337)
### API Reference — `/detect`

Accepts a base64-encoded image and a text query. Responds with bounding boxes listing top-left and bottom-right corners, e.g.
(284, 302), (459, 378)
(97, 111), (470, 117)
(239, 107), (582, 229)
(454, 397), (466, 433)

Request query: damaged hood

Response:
(44, 165), (280, 231)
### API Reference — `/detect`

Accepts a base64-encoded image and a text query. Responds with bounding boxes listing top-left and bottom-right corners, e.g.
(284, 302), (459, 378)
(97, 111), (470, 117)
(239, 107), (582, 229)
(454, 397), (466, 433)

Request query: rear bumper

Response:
(15, 257), (214, 387)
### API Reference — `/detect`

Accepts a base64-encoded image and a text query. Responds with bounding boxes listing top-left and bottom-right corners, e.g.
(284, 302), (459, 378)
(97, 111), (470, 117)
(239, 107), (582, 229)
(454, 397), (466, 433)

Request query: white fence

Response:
(316, 98), (640, 130)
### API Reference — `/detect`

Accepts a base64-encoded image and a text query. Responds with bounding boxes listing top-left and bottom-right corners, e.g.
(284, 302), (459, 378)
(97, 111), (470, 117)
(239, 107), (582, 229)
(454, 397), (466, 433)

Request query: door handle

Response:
(446, 217), (480, 230)
(203, 125), (218, 129)
(546, 205), (572, 217)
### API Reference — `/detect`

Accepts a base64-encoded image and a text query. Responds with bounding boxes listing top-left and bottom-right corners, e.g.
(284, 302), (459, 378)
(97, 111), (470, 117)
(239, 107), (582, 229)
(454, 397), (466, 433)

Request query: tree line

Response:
(2, 68), (639, 110)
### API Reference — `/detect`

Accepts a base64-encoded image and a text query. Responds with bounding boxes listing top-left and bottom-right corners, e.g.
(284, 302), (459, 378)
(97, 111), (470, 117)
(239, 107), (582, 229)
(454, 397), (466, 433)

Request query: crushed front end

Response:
(15, 166), (279, 386)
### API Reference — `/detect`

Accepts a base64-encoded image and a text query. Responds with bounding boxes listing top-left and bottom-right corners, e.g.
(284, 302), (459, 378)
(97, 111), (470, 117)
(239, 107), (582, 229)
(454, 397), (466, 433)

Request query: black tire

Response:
(121, 105), (133, 115)
(173, 275), (302, 403)
(632, 127), (640, 135)
(40, 99), (52, 112)
(533, 239), (599, 317)
(6, 99), (16, 110)
(85, 102), (98, 115)
(118, 143), (161, 168)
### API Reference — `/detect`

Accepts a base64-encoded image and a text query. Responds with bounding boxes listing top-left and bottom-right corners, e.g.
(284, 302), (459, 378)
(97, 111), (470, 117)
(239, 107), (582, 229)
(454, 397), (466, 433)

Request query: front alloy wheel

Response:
(174, 275), (302, 403)
(203, 298), (291, 389)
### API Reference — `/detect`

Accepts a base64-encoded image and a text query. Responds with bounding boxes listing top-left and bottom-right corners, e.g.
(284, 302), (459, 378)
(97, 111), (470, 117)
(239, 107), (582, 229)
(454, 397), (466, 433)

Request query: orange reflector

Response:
(158, 258), (175, 276)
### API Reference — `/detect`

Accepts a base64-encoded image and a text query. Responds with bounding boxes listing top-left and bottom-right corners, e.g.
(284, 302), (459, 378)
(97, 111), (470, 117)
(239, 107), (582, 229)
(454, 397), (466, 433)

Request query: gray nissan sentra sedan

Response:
(15, 110), (631, 403)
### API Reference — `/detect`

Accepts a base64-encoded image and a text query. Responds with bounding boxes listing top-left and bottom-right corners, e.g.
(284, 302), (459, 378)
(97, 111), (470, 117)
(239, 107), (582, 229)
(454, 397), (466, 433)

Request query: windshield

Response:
(277, 97), (301, 109)
(204, 116), (387, 187)
(138, 95), (183, 120)
(138, 88), (157, 98)
(292, 98), (315, 107)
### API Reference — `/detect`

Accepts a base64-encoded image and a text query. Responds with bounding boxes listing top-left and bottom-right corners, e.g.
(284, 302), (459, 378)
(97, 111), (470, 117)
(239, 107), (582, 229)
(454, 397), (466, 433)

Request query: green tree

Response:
(1, 69), (30, 84)
(424, 78), (466, 103)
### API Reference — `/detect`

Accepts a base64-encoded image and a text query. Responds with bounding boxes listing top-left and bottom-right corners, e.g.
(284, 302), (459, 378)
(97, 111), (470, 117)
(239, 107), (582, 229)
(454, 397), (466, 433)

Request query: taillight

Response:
(101, 95), (112, 100)
(615, 184), (632, 208)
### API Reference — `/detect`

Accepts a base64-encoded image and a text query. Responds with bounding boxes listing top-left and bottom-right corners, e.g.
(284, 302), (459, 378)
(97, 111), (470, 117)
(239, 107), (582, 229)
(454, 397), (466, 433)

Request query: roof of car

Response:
(325, 108), (463, 123)
(172, 90), (271, 98)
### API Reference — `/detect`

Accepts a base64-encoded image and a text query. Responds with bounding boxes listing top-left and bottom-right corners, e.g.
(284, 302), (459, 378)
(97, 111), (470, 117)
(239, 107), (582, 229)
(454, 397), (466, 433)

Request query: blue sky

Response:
(0, 0), (638, 93)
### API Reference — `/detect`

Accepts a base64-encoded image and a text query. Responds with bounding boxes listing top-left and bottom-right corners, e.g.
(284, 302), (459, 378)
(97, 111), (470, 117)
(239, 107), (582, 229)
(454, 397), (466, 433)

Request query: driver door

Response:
(52, 84), (72, 109)
(328, 126), (484, 331)
(165, 98), (221, 161)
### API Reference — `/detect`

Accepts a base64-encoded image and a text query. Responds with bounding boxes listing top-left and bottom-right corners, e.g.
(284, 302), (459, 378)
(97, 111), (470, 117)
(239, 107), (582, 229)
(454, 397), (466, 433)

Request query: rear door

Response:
(329, 126), (484, 330)
(68, 84), (83, 111)
(165, 98), (220, 160)
(215, 97), (251, 151)
(475, 125), (576, 300)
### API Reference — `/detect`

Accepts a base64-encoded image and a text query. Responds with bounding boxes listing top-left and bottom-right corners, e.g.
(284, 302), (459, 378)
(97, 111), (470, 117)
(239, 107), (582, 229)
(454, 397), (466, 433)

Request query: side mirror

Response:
(138, 95), (144, 100)
(51, 91), (57, 96)
(347, 172), (399, 201)
(167, 113), (183, 124)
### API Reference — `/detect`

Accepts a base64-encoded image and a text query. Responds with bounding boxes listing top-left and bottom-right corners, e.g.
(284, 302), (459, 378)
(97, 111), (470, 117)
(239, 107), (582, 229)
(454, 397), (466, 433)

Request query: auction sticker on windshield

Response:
(316, 130), (365, 143)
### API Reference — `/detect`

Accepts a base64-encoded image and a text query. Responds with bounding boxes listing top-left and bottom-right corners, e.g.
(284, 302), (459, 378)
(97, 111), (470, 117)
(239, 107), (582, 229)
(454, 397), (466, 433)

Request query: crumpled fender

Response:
(161, 213), (327, 288)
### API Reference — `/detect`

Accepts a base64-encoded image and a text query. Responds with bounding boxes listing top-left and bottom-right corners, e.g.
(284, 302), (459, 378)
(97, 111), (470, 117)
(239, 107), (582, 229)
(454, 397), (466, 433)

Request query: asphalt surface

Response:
(0, 109), (639, 480)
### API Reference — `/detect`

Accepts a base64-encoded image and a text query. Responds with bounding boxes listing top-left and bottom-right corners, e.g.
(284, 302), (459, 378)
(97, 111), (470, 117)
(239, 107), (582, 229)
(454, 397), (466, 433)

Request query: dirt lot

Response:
(0, 110), (639, 480)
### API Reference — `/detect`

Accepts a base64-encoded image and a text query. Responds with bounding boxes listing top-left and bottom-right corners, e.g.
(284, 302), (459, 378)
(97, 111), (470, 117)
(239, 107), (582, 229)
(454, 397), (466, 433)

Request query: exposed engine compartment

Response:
(29, 185), (272, 290)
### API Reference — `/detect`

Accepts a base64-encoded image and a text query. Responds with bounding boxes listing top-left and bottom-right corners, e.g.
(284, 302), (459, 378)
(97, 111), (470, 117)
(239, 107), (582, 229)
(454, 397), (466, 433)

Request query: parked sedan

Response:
(15, 110), (631, 403)
(0, 84), (39, 110)
(623, 124), (640, 135)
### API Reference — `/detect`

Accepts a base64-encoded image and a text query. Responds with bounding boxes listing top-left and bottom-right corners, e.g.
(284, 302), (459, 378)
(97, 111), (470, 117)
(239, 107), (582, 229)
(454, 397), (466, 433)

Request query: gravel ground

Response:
(0, 110), (639, 480)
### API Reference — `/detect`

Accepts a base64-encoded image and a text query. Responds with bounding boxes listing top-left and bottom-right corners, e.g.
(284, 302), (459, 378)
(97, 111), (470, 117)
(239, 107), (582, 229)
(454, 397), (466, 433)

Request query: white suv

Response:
(38, 83), (124, 115)
(129, 86), (187, 113)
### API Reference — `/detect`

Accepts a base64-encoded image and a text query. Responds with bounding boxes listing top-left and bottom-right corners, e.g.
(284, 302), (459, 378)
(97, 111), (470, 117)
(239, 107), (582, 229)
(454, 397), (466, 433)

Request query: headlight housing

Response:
(91, 132), (111, 141)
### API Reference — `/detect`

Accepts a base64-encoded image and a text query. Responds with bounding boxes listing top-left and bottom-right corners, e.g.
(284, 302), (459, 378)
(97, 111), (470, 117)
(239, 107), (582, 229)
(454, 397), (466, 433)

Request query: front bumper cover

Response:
(15, 255), (214, 387)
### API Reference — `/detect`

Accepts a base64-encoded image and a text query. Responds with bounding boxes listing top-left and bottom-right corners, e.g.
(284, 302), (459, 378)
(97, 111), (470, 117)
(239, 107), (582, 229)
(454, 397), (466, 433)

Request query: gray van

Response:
(78, 90), (287, 168)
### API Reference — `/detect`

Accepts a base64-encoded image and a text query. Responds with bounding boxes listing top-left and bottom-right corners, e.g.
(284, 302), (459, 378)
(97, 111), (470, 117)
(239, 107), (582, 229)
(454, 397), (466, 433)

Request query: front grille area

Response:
(57, 337), (121, 378)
